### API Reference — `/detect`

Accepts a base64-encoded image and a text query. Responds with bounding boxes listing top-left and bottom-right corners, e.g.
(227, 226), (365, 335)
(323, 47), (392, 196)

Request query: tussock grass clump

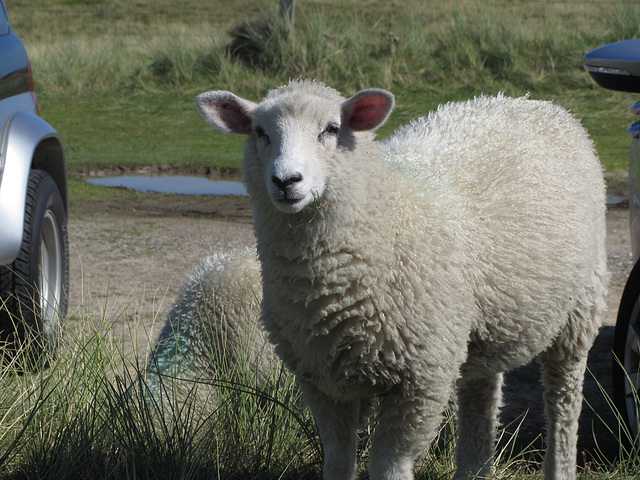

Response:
(227, 19), (278, 68)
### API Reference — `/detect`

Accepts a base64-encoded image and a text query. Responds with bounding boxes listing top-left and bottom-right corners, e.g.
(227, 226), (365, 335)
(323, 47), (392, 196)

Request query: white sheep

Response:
(145, 248), (278, 407)
(195, 80), (608, 480)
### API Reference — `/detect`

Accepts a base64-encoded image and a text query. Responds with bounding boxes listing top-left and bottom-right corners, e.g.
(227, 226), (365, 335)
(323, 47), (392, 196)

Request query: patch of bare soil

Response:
(67, 192), (255, 353)
(68, 191), (634, 463)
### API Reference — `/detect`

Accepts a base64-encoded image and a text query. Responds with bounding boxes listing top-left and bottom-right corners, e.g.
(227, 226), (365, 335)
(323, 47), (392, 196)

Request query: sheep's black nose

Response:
(272, 173), (303, 191)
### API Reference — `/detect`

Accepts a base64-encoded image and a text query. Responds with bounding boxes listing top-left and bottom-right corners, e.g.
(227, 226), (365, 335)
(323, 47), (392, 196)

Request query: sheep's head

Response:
(195, 81), (394, 214)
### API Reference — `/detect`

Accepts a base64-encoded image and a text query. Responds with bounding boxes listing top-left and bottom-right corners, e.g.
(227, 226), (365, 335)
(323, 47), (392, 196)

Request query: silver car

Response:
(585, 39), (640, 440)
(0, 0), (68, 368)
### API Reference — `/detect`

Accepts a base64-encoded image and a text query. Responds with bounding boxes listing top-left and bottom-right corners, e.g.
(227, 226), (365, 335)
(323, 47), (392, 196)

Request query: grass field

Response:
(6, 0), (640, 175)
(2, 0), (640, 478)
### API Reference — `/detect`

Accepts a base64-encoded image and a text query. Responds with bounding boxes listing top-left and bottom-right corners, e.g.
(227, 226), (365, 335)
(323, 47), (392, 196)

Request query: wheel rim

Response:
(623, 297), (640, 438)
(39, 208), (62, 340)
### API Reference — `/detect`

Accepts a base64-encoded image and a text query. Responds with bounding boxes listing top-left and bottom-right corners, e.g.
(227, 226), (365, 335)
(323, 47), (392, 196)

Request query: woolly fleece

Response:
(146, 248), (276, 404)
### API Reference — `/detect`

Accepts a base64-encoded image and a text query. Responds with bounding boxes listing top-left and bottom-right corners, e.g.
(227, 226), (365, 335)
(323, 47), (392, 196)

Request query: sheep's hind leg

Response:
(538, 307), (599, 480)
(454, 373), (503, 479)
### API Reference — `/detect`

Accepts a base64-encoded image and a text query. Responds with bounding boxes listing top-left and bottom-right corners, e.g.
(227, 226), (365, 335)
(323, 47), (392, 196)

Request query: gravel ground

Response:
(66, 191), (635, 463)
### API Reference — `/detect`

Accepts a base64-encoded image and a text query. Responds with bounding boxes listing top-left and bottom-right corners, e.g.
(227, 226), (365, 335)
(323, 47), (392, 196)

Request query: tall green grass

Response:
(22, 1), (637, 96)
(0, 298), (321, 479)
(0, 288), (639, 479)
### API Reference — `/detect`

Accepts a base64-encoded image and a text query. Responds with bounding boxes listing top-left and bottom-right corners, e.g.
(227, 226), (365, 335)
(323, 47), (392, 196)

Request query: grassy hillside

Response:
(6, 0), (640, 175)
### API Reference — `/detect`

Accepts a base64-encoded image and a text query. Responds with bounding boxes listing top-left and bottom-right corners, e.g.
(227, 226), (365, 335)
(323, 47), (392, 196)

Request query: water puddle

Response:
(86, 175), (247, 196)
(607, 191), (628, 208)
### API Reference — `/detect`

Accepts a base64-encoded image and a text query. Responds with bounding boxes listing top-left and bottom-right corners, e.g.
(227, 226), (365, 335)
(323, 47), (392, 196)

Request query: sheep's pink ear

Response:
(342, 89), (395, 131)
(195, 91), (256, 135)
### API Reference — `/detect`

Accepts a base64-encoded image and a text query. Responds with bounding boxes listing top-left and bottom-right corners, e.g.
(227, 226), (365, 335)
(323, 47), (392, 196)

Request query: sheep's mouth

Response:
(272, 190), (305, 204)
(278, 197), (303, 205)
(271, 194), (310, 214)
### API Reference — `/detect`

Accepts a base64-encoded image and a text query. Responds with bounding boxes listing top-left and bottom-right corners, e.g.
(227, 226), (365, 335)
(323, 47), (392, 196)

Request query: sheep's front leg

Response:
(454, 373), (503, 479)
(369, 391), (447, 480)
(298, 380), (361, 480)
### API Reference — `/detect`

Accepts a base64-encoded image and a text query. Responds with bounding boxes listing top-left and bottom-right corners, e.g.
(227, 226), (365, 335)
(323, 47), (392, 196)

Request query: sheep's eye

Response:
(325, 124), (339, 135)
(319, 123), (340, 143)
(254, 126), (270, 144)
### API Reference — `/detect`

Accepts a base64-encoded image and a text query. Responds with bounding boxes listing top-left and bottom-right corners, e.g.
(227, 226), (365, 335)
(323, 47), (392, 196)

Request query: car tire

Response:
(613, 258), (640, 441)
(0, 169), (69, 369)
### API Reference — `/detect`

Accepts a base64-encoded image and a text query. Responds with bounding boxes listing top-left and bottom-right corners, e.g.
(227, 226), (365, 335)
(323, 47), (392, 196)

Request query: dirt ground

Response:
(67, 186), (635, 463)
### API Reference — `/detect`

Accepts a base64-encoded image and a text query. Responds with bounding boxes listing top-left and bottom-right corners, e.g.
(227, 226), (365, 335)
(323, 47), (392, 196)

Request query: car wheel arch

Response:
(0, 111), (67, 264)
